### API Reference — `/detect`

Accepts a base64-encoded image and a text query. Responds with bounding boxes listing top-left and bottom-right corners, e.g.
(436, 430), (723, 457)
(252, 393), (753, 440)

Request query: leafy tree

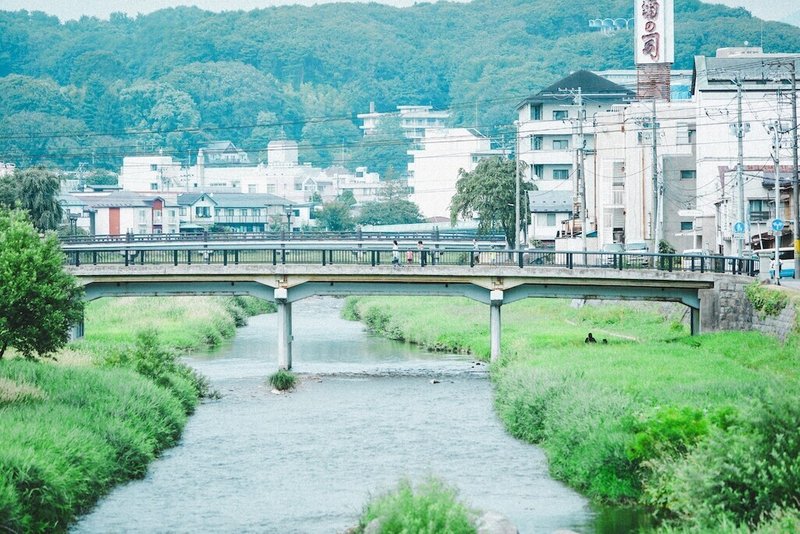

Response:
(450, 157), (534, 249)
(316, 200), (355, 231)
(338, 189), (357, 207)
(0, 208), (84, 359)
(358, 199), (423, 226)
(0, 167), (64, 232)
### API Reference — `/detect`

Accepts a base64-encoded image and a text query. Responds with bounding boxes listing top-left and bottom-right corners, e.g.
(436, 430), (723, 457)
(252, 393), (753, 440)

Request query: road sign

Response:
(772, 218), (784, 232)
(733, 221), (745, 235)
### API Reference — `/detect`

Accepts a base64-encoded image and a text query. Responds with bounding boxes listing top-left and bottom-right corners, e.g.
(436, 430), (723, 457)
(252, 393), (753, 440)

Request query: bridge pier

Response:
(275, 288), (293, 370)
(690, 307), (700, 335)
(70, 315), (85, 341)
(490, 290), (503, 362)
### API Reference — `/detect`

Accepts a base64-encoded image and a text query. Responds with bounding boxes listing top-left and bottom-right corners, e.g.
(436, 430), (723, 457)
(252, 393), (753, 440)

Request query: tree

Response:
(316, 200), (355, 231)
(0, 167), (64, 232)
(450, 157), (534, 249)
(338, 189), (357, 207)
(0, 208), (84, 359)
(358, 199), (423, 226)
(350, 116), (410, 178)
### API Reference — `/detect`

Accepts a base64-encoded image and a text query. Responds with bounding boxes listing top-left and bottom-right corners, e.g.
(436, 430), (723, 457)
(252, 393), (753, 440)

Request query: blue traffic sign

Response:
(733, 221), (745, 234)
(772, 218), (784, 232)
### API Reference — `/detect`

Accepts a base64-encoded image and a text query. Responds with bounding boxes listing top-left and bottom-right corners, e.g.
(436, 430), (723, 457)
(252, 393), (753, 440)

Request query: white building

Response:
(592, 100), (697, 251)
(357, 103), (449, 144)
(118, 156), (186, 192)
(693, 47), (799, 255)
(408, 128), (504, 220)
(516, 70), (634, 243)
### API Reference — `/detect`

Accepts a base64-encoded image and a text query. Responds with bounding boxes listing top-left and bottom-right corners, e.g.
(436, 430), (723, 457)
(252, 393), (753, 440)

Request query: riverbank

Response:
(0, 296), (272, 533)
(343, 294), (800, 531)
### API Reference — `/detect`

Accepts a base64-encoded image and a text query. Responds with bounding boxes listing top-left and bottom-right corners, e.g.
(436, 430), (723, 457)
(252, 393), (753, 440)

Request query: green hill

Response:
(0, 0), (799, 170)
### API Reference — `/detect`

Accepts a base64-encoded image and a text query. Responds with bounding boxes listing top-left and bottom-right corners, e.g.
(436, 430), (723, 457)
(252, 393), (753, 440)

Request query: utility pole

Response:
(790, 61), (799, 280)
(651, 98), (663, 246)
(576, 88), (588, 256)
(771, 119), (782, 286)
(514, 121), (520, 250)
(734, 75), (746, 257)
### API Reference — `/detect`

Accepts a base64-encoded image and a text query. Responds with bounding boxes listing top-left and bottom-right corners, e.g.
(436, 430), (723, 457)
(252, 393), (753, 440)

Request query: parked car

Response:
(624, 242), (650, 267)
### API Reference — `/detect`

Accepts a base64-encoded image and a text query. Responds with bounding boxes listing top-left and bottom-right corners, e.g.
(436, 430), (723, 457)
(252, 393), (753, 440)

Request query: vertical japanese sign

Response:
(635, 0), (674, 65)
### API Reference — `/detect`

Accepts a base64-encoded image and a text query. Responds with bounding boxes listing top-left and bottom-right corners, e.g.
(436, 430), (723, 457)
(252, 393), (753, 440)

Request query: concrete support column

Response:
(70, 315), (85, 341)
(490, 290), (503, 362)
(275, 288), (293, 370)
(690, 307), (700, 336)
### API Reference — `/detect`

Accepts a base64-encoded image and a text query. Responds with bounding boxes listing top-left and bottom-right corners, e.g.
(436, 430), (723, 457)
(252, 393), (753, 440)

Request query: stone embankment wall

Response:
(710, 276), (798, 341)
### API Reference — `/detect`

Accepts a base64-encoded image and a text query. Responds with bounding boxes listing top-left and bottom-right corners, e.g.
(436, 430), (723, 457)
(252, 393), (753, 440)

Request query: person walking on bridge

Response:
(417, 240), (427, 267)
(392, 240), (400, 269)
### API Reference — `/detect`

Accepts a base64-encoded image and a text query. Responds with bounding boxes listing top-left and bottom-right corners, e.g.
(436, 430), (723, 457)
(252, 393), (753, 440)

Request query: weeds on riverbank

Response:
(354, 477), (476, 534)
(343, 295), (800, 531)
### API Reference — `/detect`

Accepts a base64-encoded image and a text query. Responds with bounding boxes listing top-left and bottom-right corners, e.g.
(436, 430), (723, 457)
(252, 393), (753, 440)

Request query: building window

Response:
(749, 199), (770, 221)
(530, 104), (542, 120)
(150, 164), (157, 171)
(532, 136), (543, 150)
(552, 139), (569, 150)
(533, 165), (544, 179)
(226, 208), (234, 216)
(179, 207), (187, 216)
(552, 110), (568, 121)
(253, 208), (261, 217)
(138, 209), (147, 222)
(195, 206), (211, 218)
(248, 184), (257, 193)
(680, 170), (696, 180)
(552, 169), (570, 180)
(150, 183), (158, 190)
(546, 213), (556, 226)
(266, 185), (276, 194)
(240, 209), (248, 216)
(680, 221), (693, 231)
(688, 129), (696, 144)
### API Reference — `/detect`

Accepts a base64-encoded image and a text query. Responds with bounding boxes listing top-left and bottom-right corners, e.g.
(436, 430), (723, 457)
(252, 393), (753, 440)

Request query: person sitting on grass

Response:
(584, 332), (597, 343)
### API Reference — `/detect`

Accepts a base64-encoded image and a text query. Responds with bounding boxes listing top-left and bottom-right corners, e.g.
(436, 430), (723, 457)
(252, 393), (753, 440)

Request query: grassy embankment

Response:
(343, 292), (800, 532)
(0, 296), (273, 533)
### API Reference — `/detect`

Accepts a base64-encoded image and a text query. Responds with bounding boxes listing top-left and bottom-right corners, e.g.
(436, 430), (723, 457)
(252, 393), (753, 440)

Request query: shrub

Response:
(341, 297), (361, 321)
(644, 391), (800, 529)
(357, 477), (476, 534)
(268, 369), (296, 391)
(745, 282), (789, 318)
(626, 406), (710, 466)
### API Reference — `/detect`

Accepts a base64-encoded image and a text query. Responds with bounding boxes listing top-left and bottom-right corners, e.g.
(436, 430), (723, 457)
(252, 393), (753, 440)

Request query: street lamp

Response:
(285, 205), (293, 238)
(68, 212), (79, 236)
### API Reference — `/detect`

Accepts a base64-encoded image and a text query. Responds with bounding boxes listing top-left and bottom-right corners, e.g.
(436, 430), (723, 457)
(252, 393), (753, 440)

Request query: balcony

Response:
(214, 215), (268, 224)
(524, 150), (573, 166)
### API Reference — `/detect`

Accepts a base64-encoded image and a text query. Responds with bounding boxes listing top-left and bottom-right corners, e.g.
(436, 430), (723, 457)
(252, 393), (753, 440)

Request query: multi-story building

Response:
(72, 191), (180, 235)
(592, 100), (697, 251)
(176, 192), (297, 233)
(516, 70), (634, 243)
(693, 47), (799, 255)
(357, 103), (449, 145)
(407, 128), (504, 220)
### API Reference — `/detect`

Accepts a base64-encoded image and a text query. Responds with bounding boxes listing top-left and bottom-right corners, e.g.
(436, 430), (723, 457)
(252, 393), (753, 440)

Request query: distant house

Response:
(73, 192), (179, 235)
(200, 141), (250, 165)
(176, 192), (300, 232)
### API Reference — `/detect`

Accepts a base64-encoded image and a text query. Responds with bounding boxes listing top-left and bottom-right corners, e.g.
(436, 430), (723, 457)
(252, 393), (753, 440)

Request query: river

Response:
(72, 296), (638, 533)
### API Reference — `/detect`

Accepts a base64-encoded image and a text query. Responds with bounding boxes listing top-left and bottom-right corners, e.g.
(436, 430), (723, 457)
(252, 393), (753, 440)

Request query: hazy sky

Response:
(0, 0), (795, 23)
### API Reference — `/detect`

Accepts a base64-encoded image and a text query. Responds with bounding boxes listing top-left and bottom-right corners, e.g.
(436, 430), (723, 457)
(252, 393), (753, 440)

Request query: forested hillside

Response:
(1, 0), (799, 171)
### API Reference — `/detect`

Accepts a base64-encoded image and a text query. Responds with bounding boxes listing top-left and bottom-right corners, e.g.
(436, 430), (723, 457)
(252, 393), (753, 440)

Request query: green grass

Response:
(268, 369), (296, 391)
(343, 295), (800, 530)
(355, 477), (477, 534)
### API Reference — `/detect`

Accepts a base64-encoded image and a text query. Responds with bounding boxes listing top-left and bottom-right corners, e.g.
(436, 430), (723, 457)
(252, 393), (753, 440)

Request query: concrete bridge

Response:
(63, 240), (757, 369)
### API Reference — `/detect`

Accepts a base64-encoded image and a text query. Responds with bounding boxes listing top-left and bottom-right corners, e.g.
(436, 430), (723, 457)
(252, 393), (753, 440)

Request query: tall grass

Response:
(355, 477), (476, 534)
(343, 295), (800, 529)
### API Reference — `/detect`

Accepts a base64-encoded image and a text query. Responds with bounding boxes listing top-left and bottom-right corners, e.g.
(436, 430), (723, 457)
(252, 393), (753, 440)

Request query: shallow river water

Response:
(73, 297), (639, 533)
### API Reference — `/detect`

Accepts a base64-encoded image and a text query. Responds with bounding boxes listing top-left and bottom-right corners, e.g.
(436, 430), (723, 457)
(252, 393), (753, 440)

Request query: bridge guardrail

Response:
(59, 230), (507, 245)
(63, 245), (757, 276)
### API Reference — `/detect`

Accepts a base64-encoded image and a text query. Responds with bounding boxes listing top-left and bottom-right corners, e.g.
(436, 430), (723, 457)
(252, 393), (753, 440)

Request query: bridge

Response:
(62, 238), (757, 369)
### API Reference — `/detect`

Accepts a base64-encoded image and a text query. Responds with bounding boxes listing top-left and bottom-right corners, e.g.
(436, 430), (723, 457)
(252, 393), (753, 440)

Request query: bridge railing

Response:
(63, 245), (758, 276)
(59, 230), (506, 245)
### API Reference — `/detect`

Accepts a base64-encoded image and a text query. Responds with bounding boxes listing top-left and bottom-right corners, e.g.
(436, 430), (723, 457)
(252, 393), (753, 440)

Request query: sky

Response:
(0, 0), (796, 24)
